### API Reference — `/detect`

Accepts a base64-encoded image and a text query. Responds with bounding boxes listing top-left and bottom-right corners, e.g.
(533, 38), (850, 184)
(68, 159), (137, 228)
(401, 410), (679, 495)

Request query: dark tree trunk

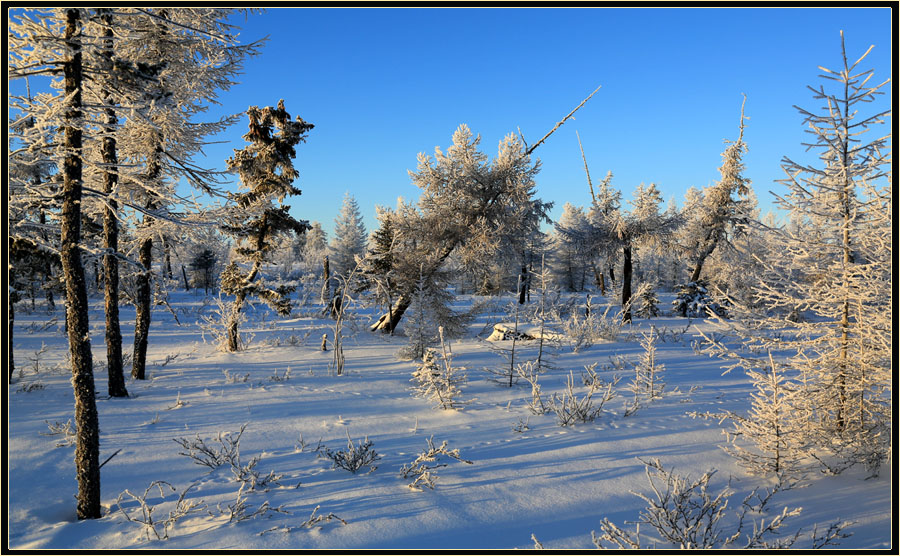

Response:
(371, 243), (457, 333)
(181, 264), (190, 291)
(518, 264), (528, 305)
(163, 237), (173, 279)
(99, 9), (127, 398)
(9, 293), (15, 383)
(593, 265), (606, 296)
(132, 234), (153, 380)
(61, 9), (101, 520)
(621, 244), (633, 324)
(370, 292), (412, 333)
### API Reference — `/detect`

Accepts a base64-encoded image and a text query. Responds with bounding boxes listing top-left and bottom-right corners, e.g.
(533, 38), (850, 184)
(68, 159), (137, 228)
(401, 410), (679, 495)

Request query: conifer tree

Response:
(682, 96), (754, 284)
(762, 32), (892, 472)
(9, 7), (102, 520)
(220, 101), (314, 352)
(329, 193), (368, 278)
(702, 32), (891, 476)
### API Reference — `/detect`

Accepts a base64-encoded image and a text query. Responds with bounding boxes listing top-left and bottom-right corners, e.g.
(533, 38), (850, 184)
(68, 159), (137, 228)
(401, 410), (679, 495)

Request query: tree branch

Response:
(525, 84), (601, 155)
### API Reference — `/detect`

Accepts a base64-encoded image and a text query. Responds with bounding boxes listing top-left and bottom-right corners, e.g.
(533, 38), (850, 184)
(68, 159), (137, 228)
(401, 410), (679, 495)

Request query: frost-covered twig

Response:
(116, 481), (205, 541)
(320, 430), (381, 474)
(548, 366), (616, 426)
(399, 435), (473, 491)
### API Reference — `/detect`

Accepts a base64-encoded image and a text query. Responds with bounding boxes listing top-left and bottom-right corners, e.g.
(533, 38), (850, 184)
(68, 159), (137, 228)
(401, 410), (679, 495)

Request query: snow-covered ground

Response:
(6, 289), (892, 550)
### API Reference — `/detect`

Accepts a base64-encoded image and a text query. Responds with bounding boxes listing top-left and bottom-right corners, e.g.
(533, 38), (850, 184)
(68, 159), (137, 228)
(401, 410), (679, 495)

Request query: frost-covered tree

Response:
(370, 125), (550, 333)
(765, 33), (891, 472)
(219, 101), (314, 352)
(410, 328), (467, 410)
(551, 203), (592, 291)
(360, 206), (401, 332)
(680, 96), (754, 284)
(110, 9), (261, 380)
(702, 32), (892, 476)
(614, 182), (676, 323)
(9, 7), (102, 519)
(329, 193), (367, 278)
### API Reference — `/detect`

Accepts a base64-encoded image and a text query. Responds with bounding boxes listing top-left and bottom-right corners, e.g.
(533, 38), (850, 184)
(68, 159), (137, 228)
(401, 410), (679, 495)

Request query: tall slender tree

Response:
(702, 32), (891, 476)
(10, 7), (102, 520)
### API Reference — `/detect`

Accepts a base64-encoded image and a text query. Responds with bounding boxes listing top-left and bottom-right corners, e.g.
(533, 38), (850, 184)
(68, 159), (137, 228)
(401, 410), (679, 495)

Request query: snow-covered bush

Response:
(320, 431), (381, 474)
(548, 366), (616, 426)
(592, 459), (851, 549)
(636, 281), (661, 318)
(399, 436), (473, 491)
(690, 352), (806, 478)
(672, 280), (728, 318)
(624, 326), (666, 417)
(116, 481), (206, 541)
(409, 327), (467, 410)
(173, 425), (246, 470)
(516, 360), (547, 415)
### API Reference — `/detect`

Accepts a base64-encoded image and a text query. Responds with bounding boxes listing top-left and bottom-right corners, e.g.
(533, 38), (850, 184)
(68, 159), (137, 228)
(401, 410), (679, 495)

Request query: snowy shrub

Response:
(258, 505), (347, 535)
(218, 481), (288, 523)
(116, 481), (206, 541)
(636, 281), (661, 318)
(516, 360), (547, 415)
(173, 424), (246, 470)
(320, 431), (381, 474)
(548, 366), (616, 426)
(198, 295), (252, 352)
(591, 458), (851, 549)
(672, 280), (728, 318)
(399, 436), (474, 491)
(624, 327), (666, 417)
(689, 352), (805, 478)
(409, 327), (468, 410)
(40, 419), (76, 447)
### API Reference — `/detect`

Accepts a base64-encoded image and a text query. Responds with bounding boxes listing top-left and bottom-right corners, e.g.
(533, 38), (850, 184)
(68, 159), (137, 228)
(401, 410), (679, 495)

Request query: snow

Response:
(6, 290), (892, 550)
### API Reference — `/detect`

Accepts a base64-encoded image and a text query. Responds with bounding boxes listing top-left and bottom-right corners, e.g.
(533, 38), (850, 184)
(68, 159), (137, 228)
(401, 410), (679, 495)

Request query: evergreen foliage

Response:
(219, 101), (313, 351)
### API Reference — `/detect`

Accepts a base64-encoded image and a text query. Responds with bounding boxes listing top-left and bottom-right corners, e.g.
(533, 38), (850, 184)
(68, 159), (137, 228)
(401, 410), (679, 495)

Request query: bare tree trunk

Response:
(181, 264), (190, 291)
(370, 293), (412, 333)
(226, 291), (246, 352)
(593, 265), (606, 296)
(163, 236), (173, 279)
(621, 244), (633, 324)
(321, 255), (330, 305)
(370, 243), (457, 333)
(99, 8), (127, 398)
(518, 264), (528, 305)
(131, 234), (153, 380)
(61, 8), (101, 519)
(689, 237), (717, 283)
(8, 293), (15, 383)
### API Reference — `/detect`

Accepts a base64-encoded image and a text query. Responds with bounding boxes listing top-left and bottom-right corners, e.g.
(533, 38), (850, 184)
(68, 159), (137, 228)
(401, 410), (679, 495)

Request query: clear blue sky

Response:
(13, 7), (894, 238)
(201, 6), (892, 237)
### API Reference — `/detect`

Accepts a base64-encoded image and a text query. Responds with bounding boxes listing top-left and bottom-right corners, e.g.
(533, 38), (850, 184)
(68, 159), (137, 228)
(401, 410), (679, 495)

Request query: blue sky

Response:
(201, 7), (892, 237)
(12, 7), (894, 238)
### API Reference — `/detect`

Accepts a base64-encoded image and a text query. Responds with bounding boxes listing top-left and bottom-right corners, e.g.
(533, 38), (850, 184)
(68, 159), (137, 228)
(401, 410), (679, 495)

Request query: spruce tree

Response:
(329, 193), (368, 278)
(220, 101), (314, 352)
